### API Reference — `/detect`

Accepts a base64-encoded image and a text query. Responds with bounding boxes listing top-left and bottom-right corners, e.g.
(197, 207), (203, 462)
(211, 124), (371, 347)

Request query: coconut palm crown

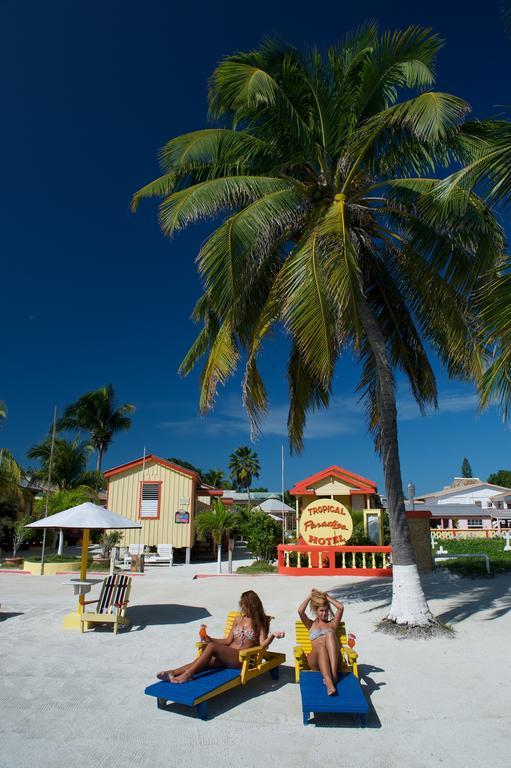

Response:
(133, 27), (504, 626)
(58, 385), (135, 471)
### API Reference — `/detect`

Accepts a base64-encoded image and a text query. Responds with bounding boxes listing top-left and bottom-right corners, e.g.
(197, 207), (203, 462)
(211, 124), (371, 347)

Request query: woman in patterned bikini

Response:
(157, 590), (284, 683)
(298, 588), (344, 696)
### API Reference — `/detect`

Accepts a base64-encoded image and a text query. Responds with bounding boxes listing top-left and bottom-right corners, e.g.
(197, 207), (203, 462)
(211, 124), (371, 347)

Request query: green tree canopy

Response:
(133, 28), (504, 627)
(461, 457), (473, 477)
(202, 468), (227, 488)
(487, 469), (511, 488)
(58, 385), (135, 471)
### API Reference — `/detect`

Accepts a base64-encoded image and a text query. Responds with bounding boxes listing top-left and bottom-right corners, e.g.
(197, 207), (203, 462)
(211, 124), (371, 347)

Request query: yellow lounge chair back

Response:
(295, 619), (347, 652)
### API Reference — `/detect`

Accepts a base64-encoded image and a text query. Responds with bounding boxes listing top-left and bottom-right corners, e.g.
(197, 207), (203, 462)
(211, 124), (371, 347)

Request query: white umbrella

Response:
(27, 503), (141, 630)
(27, 503), (142, 531)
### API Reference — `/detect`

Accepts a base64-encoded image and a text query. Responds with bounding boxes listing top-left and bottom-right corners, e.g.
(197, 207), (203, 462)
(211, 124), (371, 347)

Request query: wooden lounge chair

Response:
(145, 611), (285, 719)
(293, 619), (358, 682)
(293, 619), (368, 726)
(80, 574), (132, 634)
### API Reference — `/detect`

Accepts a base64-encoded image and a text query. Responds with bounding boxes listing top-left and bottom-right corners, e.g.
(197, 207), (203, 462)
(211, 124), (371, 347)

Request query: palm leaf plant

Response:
(0, 448), (22, 501)
(27, 437), (94, 490)
(133, 28), (504, 628)
(58, 385), (135, 471)
(195, 499), (238, 573)
(228, 446), (260, 509)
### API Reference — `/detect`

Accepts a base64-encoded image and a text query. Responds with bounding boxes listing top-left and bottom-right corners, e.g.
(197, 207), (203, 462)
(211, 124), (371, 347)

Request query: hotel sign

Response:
(299, 499), (353, 546)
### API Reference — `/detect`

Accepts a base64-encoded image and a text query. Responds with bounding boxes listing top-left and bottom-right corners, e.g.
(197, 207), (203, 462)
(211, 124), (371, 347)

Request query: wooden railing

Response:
(277, 544), (392, 577)
(431, 528), (502, 540)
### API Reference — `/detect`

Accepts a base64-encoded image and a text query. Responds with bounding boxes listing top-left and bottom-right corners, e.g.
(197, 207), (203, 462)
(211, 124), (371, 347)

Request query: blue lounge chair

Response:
(145, 612), (285, 720)
(294, 619), (368, 726)
(300, 671), (369, 726)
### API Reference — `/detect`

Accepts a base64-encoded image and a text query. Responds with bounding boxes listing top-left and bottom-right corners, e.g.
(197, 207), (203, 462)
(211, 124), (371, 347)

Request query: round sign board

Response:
(299, 499), (353, 546)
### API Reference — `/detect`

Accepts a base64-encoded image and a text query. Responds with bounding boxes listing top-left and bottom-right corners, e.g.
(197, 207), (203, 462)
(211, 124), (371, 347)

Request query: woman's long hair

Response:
(239, 590), (270, 639)
(310, 589), (332, 620)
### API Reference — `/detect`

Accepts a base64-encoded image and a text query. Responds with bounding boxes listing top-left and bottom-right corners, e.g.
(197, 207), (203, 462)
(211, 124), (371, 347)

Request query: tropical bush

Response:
(240, 510), (281, 562)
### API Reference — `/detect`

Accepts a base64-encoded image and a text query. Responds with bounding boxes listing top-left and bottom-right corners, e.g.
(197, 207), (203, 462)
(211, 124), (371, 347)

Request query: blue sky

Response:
(1, 0), (510, 495)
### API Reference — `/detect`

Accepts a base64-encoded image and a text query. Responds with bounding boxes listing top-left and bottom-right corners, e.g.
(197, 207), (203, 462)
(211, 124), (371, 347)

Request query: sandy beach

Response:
(1, 557), (509, 768)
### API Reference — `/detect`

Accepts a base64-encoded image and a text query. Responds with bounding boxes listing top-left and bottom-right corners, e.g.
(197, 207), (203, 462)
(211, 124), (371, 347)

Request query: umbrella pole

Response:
(78, 529), (90, 616)
(40, 405), (58, 575)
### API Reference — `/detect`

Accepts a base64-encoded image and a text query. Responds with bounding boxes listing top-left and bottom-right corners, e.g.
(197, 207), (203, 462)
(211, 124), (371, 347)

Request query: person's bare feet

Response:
(170, 671), (193, 684)
(157, 670), (175, 681)
(325, 680), (336, 696)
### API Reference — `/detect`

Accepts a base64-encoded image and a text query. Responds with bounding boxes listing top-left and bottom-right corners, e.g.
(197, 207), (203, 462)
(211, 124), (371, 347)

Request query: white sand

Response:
(1, 555), (509, 768)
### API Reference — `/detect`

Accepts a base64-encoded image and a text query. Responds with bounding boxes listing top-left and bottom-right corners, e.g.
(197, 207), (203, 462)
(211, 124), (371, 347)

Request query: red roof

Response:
(290, 465), (377, 496)
(104, 454), (199, 481)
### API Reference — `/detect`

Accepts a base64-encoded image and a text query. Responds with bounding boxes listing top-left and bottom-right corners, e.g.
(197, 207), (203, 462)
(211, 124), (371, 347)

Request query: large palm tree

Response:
(133, 28), (504, 627)
(27, 437), (94, 490)
(58, 385), (135, 471)
(195, 499), (238, 573)
(228, 447), (260, 509)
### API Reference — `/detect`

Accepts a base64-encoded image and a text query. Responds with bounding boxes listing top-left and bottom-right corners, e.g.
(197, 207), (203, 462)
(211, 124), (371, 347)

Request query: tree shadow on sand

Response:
(0, 611), (24, 622)
(126, 604), (211, 631)
(327, 570), (511, 625)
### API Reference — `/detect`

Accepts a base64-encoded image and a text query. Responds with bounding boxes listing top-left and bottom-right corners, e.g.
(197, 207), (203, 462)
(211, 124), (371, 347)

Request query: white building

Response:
(411, 477), (511, 530)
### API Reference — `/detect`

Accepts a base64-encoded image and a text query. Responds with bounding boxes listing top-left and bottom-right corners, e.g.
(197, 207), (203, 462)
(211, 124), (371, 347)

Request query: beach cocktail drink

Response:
(199, 624), (208, 641)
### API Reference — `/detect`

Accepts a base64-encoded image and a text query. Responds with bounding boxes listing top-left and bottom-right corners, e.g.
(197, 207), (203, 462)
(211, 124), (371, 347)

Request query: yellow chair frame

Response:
(194, 611), (286, 693)
(293, 619), (358, 682)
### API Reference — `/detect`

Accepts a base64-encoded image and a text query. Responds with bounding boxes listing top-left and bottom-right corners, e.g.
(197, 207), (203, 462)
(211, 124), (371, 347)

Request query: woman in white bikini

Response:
(157, 590), (284, 683)
(298, 588), (344, 696)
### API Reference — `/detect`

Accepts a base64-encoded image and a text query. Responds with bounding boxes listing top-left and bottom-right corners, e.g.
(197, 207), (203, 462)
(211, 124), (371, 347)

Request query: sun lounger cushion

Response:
(145, 667), (240, 707)
(299, 671), (368, 726)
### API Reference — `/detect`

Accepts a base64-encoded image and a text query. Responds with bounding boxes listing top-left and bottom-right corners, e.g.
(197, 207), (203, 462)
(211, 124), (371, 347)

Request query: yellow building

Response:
(104, 454), (221, 562)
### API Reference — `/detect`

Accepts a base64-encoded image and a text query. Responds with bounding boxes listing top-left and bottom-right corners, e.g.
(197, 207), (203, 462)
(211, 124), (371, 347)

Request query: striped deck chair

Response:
(293, 619), (358, 682)
(145, 611), (286, 719)
(80, 574), (132, 634)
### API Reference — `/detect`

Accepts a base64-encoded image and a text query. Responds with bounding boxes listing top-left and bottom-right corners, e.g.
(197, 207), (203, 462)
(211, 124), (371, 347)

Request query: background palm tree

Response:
(0, 448), (22, 501)
(27, 437), (94, 490)
(133, 28), (504, 627)
(58, 384), (135, 471)
(195, 499), (238, 573)
(228, 447), (260, 510)
(0, 401), (7, 426)
(202, 468), (227, 488)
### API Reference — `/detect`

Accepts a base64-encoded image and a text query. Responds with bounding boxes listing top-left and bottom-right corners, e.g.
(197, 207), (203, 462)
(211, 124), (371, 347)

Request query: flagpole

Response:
(40, 405), (58, 575)
(136, 447), (146, 571)
(281, 445), (285, 543)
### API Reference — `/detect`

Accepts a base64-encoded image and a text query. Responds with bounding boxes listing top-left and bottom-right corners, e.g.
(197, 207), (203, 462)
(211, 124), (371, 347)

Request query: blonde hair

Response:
(310, 589), (332, 619)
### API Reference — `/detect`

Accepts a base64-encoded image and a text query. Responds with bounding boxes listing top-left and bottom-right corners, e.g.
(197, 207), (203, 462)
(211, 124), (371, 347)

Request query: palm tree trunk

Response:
(358, 297), (433, 627)
(96, 447), (102, 473)
(247, 486), (251, 513)
(216, 541), (222, 574)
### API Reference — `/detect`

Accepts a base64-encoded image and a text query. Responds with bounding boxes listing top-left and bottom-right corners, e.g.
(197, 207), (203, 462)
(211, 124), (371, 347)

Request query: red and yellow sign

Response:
(299, 499), (353, 546)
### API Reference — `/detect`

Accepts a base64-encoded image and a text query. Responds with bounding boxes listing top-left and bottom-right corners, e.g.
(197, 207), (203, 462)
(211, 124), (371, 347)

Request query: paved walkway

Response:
(1, 559), (509, 768)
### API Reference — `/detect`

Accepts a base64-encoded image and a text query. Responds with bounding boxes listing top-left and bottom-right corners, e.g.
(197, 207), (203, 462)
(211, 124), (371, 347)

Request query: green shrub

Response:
(239, 510), (281, 562)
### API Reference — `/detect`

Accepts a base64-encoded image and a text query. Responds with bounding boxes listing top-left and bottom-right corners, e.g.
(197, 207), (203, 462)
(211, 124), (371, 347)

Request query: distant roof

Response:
(222, 491), (279, 502)
(290, 465), (377, 496)
(415, 481), (511, 501)
(254, 498), (294, 514)
(405, 501), (509, 517)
